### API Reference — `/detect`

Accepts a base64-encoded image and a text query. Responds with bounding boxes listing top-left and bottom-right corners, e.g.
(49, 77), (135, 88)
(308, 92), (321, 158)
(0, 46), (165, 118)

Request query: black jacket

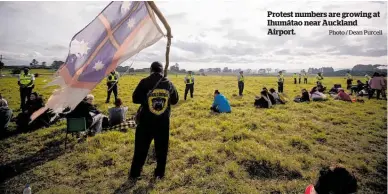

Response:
(66, 100), (100, 128)
(133, 73), (178, 122)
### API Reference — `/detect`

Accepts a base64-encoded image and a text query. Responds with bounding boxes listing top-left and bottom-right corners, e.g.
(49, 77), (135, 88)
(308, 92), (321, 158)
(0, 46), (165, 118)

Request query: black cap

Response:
(150, 61), (163, 73)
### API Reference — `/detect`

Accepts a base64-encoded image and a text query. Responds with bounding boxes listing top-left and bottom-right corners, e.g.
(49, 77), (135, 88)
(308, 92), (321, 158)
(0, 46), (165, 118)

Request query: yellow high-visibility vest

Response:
(316, 75), (324, 81)
(303, 74), (308, 78)
(186, 75), (194, 84)
(107, 72), (119, 83)
(239, 76), (244, 82)
(365, 75), (371, 82)
(293, 74), (297, 78)
(278, 74), (284, 82)
(346, 73), (353, 79)
(20, 73), (33, 86)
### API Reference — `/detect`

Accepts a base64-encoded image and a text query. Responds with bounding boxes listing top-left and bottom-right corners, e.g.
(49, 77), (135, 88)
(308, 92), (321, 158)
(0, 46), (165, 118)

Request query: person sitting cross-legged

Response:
(310, 87), (328, 101)
(332, 88), (352, 102)
(254, 90), (273, 108)
(210, 90), (231, 113)
(294, 89), (311, 103)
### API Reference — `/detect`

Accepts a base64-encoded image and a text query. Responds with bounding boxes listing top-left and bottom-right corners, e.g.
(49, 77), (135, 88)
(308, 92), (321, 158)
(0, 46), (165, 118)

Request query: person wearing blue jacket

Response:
(210, 90), (231, 113)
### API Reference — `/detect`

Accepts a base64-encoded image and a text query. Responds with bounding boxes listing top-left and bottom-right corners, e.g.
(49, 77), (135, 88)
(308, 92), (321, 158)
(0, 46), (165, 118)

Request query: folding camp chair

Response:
(65, 117), (87, 149)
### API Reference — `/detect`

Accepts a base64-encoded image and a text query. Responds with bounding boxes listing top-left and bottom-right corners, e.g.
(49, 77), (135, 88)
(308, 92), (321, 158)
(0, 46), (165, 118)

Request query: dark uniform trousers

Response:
(130, 119), (170, 178)
(299, 78), (301, 84)
(294, 78), (297, 84)
(184, 84), (194, 100)
(278, 82), (284, 93)
(304, 78), (308, 84)
(346, 79), (352, 90)
(20, 87), (33, 110)
(238, 81), (244, 96)
(106, 83), (118, 102)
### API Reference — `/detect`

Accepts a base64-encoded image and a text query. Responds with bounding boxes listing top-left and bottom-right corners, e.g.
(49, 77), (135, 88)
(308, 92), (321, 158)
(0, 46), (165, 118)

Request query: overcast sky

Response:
(0, 1), (386, 70)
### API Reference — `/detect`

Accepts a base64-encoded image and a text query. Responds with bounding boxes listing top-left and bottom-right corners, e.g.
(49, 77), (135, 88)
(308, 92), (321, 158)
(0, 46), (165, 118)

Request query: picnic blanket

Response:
(103, 119), (137, 132)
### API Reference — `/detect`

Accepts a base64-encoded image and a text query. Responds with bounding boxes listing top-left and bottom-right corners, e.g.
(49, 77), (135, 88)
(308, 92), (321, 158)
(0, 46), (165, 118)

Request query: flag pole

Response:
(147, 1), (172, 78)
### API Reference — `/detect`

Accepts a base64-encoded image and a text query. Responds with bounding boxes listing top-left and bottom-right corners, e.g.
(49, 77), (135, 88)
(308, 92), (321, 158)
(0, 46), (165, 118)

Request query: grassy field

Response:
(0, 73), (386, 194)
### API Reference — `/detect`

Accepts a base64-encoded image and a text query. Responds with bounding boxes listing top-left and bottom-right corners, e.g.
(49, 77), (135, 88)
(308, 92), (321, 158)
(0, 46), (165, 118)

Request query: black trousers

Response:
(369, 89), (382, 99)
(184, 84), (194, 100)
(304, 78), (308, 84)
(278, 82), (284, 93)
(210, 106), (220, 113)
(20, 87), (33, 110)
(238, 81), (244, 96)
(347, 79), (352, 90)
(299, 78), (301, 84)
(294, 78), (297, 84)
(130, 120), (170, 178)
(106, 83), (118, 102)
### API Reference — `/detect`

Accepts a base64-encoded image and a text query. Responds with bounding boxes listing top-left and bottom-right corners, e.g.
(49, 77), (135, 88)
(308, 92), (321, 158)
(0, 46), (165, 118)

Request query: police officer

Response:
(18, 67), (35, 110)
(237, 71), (244, 96)
(293, 73), (297, 84)
(345, 71), (353, 90)
(105, 70), (120, 103)
(184, 71), (194, 100)
(303, 72), (308, 84)
(277, 71), (284, 93)
(316, 72), (324, 85)
(129, 61), (179, 180)
(298, 73), (302, 84)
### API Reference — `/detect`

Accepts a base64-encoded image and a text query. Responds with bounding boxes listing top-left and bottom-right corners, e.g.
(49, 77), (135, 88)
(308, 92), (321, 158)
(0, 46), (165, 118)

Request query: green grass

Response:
(0, 74), (386, 193)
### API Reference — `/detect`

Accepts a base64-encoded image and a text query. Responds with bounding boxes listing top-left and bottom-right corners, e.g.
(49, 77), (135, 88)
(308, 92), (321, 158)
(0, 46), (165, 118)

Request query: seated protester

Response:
(294, 89), (311, 103)
(317, 82), (326, 93)
(210, 90), (231, 113)
(254, 90), (273, 108)
(108, 98), (128, 126)
(263, 87), (276, 105)
(310, 87), (327, 101)
(0, 98), (12, 134)
(269, 88), (285, 104)
(16, 92), (48, 131)
(305, 166), (357, 194)
(350, 80), (365, 95)
(332, 88), (352, 102)
(66, 94), (105, 135)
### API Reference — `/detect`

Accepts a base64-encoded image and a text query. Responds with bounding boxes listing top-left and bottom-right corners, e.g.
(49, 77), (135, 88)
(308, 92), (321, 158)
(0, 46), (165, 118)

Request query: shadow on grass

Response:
(113, 177), (156, 194)
(0, 138), (67, 185)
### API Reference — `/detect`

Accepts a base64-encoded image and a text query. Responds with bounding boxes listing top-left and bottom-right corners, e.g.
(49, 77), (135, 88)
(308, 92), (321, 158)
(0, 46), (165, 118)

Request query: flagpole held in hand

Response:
(147, 1), (172, 78)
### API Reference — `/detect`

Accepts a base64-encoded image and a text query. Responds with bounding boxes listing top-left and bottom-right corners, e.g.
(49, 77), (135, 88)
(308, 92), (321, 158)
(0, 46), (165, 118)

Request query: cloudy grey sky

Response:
(0, 1), (386, 70)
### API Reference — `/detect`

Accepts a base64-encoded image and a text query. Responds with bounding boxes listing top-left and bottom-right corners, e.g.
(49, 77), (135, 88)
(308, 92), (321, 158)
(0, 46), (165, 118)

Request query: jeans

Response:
(90, 114), (104, 134)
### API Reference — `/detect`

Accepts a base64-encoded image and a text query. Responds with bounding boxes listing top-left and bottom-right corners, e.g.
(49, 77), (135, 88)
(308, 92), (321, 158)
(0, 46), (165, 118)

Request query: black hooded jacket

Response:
(133, 73), (179, 122)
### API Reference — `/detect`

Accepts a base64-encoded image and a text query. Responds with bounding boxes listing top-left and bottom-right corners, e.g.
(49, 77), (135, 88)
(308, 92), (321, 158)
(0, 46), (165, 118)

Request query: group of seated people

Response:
(254, 87), (286, 108)
(65, 94), (133, 138)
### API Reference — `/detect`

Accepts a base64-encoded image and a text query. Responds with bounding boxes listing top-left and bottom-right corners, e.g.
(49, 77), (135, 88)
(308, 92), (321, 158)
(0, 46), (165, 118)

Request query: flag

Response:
(31, 1), (165, 121)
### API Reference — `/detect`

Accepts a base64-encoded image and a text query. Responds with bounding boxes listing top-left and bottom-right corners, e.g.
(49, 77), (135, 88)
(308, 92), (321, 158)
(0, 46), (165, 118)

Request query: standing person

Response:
(298, 73), (302, 84)
(106, 70), (120, 103)
(316, 72), (324, 85)
(237, 71), (244, 96)
(345, 71), (353, 90)
(293, 73), (297, 84)
(18, 67), (35, 111)
(184, 71), (194, 100)
(364, 74), (372, 86)
(277, 71), (284, 93)
(130, 61), (179, 180)
(303, 72), (308, 84)
(368, 72), (385, 100)
(210, 90), (231, 113)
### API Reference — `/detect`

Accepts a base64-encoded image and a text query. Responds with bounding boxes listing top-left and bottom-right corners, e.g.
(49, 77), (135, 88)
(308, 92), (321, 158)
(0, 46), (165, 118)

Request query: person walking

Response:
(184, 71), (194, 100)
(106, 70), (120, 103)
(237, 71), (244, 96)
(129, 61), (179, 180)
(18, 67), (35, 111)
(303, 72), (308, 84)
(277, 71), (284, 93)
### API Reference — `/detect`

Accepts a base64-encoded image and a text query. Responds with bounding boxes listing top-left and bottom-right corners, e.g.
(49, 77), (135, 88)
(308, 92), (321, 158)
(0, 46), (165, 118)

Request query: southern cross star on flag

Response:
(31, 1), (165, 121)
